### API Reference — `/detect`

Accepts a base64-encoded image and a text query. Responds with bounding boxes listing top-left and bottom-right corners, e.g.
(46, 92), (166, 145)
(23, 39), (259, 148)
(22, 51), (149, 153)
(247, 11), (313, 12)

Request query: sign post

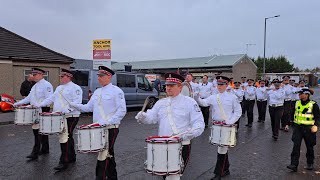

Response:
(93, 39), (111, 69)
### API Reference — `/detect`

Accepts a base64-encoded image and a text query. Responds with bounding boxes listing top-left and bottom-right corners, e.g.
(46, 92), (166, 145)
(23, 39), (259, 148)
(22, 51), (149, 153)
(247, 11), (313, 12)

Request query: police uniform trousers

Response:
(163, 144), (192, 180)
(59, 117), (79, 165)
(246, 100), (255, 125)
(31, 107), (50, 156)
(269, 106), (284, 138)
(214, 147), (230, 177)
(256, 100), (267, 122)
(96, 128), (119, 180)
(281, 100), (291, 128)
(200, 105), (210, 127)
(290, 124), (316, 166)
(290, 101), (297, 125)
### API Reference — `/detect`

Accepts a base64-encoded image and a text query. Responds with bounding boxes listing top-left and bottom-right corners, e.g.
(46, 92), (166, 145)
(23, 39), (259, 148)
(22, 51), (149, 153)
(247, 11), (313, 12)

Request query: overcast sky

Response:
(1, 0), (319, 69)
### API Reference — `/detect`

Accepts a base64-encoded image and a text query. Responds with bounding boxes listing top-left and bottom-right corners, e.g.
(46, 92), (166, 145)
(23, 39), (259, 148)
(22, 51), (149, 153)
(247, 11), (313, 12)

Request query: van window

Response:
(117, 74), (135, 87)
(137, 75), (153, 91)
(72, 70), (89, 86)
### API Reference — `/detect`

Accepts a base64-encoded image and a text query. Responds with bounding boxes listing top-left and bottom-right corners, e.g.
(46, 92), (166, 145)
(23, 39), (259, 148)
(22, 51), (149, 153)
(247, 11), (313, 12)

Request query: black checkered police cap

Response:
(31, 68), (45, 74)
(97, 66), (115, 76)
(59, 68), (73, 77)
(216, 76), (230, 85)
(165, 73), (185, 85)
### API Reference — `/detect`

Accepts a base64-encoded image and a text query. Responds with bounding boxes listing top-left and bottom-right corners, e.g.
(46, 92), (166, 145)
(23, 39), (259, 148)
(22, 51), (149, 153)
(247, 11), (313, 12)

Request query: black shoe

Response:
(287, 164), (297, 172)
(221, 170), (230, 177)
(26, 153), (38, 160)
(39, 150), (49, 155)
(258, 120), (262, 122)
(245, 124), (249, 127)
(69, 158), (76, 163)
(304, 164), (314, 170)
(272, 135), (278, 141)
(280, 127), (284, 130)
(54, 163), (68, 171)
(210, 174), (221, 180)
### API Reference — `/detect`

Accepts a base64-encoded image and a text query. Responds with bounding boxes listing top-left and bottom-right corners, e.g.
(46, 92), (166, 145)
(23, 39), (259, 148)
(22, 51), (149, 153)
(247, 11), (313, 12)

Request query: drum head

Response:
(180, 82), (192, 97)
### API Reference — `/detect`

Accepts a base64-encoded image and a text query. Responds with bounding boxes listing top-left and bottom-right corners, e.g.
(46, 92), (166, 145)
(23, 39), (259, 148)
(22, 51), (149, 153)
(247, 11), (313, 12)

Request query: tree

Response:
(253, 56), (294, 73)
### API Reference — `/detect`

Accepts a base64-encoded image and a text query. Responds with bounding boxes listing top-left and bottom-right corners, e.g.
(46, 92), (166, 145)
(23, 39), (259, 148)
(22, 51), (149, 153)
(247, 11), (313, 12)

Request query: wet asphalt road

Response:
(1, 88), (320, 180)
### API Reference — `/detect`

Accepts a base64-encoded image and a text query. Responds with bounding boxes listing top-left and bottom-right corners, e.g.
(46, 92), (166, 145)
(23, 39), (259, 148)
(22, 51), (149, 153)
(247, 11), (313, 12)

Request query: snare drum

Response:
(14, 106), (40, 125)
(145, 136), (183, 176)
(39, 112), (64, 135)
(76, 124), (108, 153)
(209, 123), (237, 147)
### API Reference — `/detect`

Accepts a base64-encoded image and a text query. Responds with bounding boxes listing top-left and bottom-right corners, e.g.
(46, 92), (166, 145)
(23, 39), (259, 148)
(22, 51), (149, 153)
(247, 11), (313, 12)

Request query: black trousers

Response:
(290, 124), (317, 166)
(246, 100), (255, 125)
(290, 101), (297, 124)
(214, 153), (230, 176)
(256, 100), (267, 121)
(242, 97), (246, 115)
(200, 106), (210, 127)
(60, 117), (79, 164)
(96, 128), (119, 180)
(236, 102), (242, 130)
(281, 101), (291, 128)
(269, 106), (284, 137)
(32, 107), (50, 155)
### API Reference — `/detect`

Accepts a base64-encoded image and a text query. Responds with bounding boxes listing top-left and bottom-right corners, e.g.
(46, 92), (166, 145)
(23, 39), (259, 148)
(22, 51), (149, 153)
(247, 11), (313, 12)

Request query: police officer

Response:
(38, 69), (83, 171)
(280, 76), (293, 131)
(244, 79), (256, 127)
(267, 79), (285, 140)
(14, 68), (53, 160)
(287, 88), (320, 172)
(70, 66), (126, 180)
(256, 80), (268, 123)
(199, 75), (214, 128)
(196, 76), (242, 180)
(136, 73), (205, 180)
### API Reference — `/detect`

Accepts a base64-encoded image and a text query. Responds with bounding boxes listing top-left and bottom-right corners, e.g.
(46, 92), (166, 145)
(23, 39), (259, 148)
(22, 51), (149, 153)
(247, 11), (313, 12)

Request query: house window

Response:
(24, 69), (49, 81)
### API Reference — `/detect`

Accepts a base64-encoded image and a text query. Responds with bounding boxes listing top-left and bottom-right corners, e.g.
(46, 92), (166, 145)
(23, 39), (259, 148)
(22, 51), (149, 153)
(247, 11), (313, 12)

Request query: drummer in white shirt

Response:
(70, 66), (126, 180)
(38, 69), (82, 171)
(233, 82), (244, 130)
(199, 75), (214, 128)
(195, 76), (242, 180)
(136, 73), (204, 180)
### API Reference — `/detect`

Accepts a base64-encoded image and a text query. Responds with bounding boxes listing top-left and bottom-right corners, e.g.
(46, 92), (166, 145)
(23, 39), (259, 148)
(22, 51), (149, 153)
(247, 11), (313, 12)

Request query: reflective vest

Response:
(294, 100), (315, 125)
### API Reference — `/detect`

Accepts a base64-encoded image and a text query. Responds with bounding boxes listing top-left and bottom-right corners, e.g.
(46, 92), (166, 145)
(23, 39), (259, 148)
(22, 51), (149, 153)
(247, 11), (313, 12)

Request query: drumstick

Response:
(141, 96), (151, 112)
(170, 127), (201, 139)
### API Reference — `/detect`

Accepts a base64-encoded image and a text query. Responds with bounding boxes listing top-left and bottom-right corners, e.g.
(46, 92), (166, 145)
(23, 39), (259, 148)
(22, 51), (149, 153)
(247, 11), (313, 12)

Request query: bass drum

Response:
(180, 82), (192, 97)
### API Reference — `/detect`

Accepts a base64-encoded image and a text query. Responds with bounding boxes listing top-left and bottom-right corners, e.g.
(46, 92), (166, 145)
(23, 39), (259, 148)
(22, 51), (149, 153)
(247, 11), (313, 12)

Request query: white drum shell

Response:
(209, 125), (237, 147)
(76, 127), (107, 153)
(146, 138), (182, 175)
(14, 108), (39, 125)
(39, 114), (64, 134)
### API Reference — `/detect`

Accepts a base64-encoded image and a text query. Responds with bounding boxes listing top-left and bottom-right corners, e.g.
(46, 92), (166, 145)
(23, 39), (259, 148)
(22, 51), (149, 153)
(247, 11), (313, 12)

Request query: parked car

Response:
(0, 93), (15, 112)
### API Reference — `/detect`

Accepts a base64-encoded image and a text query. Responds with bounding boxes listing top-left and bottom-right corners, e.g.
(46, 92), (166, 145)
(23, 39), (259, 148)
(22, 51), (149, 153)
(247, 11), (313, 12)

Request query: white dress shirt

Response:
(241, 82), (248, 89)
(140, 94), (204, 141)
(72, 83), (126, 125)
(244, 85), (256, 100)
(189, 81), (200, 94)
(256, 86), (268, 100)
(196, 91), (242, 125)
(283, 84), (293, 100)
(268, 89), (285, 105)
(199, 82), (213, 99)
(233, 88), (244, 102)
(39, 81), (83, 117)
(15, 78), (53, 106)
(291, 87), (300, 101)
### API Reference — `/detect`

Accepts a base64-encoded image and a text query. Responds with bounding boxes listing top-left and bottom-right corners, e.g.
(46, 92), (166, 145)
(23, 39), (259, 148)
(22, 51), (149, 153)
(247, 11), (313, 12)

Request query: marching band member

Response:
(38, 69), (82, 171)
(185, 73), (199, 97)
(244, 79), (256, 127)
(287, 88), (320, 172)
(136, 73), (204, 180)
(199, 75), (214, 128)
(280, 76), (293, 132)
(256, 80), (268, 123)
(13, 68), (53, 161)
(233, 82), (244, 130)
(267, 79), (285, 141)
(240, 76), (248, 116)
(70, 66), (126, 180)
(195, 76), (242, 180)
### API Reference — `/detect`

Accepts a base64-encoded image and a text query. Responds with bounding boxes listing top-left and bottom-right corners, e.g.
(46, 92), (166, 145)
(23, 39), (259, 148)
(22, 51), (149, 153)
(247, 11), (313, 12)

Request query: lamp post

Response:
(263, 15), (280, 78)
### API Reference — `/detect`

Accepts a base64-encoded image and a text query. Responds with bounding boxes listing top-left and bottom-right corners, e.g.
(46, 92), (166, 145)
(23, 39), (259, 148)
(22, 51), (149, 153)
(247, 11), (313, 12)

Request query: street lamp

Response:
(263, 15), (280, 78)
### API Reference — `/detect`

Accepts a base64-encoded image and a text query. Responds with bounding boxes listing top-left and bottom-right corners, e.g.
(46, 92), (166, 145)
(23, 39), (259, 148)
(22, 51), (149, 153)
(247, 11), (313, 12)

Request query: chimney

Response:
(124, 64), (132, 72)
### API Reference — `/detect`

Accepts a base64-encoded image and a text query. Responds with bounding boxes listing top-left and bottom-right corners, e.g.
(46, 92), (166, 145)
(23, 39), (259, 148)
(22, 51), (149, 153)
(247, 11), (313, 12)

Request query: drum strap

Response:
(58, 87), (68, 111)
(216, 94), (227, 121)
(166, 98), (179, 135)
(98, 91), (115, 124)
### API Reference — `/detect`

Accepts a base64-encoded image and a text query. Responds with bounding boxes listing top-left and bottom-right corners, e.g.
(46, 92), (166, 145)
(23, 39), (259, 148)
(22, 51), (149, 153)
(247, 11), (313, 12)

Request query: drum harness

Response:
(216, 94), (229, 145)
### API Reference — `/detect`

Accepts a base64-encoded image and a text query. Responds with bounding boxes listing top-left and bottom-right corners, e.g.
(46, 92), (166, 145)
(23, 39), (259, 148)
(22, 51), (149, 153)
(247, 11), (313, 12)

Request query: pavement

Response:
(1, 88), (320, 180)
